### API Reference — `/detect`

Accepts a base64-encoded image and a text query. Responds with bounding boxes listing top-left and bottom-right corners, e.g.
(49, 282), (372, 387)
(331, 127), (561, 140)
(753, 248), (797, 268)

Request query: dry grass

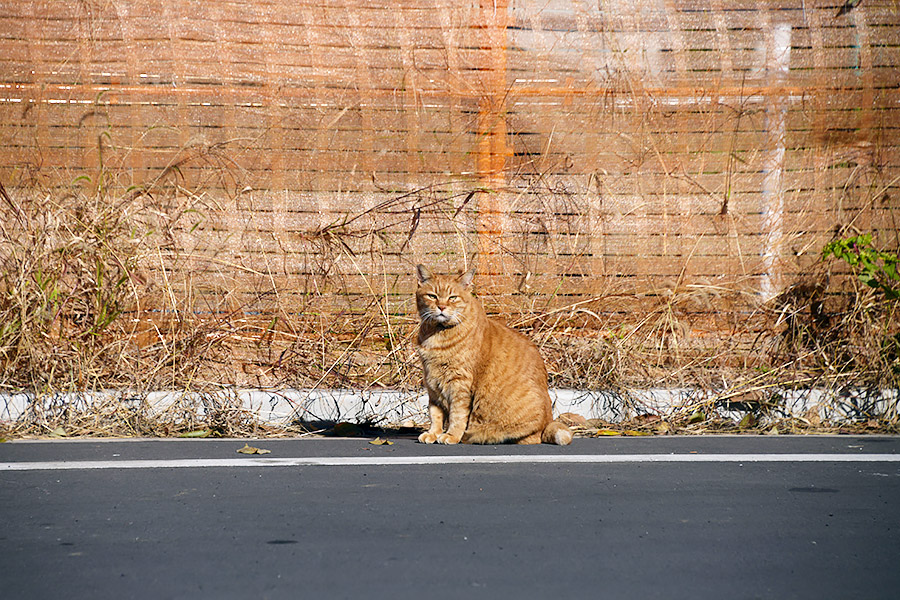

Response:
(0, 179), (145, 390)
(1, 163), (898, 439)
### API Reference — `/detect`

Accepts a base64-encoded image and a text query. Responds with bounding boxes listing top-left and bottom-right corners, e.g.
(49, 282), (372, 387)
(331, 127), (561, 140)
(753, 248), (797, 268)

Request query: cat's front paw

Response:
(418, 432), (439, 444)
(437, 433), (461, 445)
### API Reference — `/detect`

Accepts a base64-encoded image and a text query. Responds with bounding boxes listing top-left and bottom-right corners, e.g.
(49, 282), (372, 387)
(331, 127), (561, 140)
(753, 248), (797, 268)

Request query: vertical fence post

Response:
(475, 0), (509, 289)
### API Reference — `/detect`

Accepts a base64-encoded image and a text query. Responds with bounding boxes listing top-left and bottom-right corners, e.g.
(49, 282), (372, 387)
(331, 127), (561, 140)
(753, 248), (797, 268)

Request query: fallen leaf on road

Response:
(369, 437), (393, 446)
(48, 427), (67, 438)
(593, 429), (622, 436)
(623, 430), (651, 436)
(179, 429), (212, 438)
(237, 444), (271, 455)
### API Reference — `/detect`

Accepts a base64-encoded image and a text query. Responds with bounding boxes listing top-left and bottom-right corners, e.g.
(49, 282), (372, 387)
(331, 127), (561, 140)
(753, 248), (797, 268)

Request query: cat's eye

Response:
(425, 293), (438, 300)
(448, 295), (459, 302)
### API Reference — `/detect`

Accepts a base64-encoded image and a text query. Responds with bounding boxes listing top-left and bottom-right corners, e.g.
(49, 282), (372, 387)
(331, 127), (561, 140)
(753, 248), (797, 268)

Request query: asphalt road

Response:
(2, 435), (899, 600)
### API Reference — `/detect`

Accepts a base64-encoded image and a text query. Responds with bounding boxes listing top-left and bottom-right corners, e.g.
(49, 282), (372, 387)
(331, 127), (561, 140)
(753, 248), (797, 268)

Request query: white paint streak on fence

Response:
(761, 23), (792, 301)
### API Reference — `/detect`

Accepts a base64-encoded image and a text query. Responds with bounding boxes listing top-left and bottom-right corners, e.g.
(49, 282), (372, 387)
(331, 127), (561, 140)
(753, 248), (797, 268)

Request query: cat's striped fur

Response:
(415, 265), (573, 445)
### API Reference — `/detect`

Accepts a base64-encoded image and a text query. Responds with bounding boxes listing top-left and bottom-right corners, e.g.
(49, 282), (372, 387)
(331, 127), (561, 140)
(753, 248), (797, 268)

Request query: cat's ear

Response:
(458, 266), (476, 287)
(415, 264), (432, 284)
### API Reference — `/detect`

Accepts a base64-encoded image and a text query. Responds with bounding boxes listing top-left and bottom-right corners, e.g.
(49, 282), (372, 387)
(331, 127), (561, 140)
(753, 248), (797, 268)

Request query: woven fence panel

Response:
(1, 0), (898, 326)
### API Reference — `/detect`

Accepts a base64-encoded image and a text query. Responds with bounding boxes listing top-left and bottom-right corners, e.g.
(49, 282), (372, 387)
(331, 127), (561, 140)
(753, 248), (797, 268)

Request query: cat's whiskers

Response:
(423, 307), (461, 327)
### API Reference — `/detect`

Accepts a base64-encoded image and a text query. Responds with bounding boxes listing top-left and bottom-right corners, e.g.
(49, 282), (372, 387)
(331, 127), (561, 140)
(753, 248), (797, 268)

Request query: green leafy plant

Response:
(822, 234), (900, 300)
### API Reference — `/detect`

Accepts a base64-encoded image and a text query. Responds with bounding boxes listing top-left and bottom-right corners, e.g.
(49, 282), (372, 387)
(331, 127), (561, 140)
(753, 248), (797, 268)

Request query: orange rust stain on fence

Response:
(474, 0), (511, 287)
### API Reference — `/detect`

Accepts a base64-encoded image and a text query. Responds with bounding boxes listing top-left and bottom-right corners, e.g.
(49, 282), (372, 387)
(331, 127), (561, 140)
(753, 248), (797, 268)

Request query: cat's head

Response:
(415, 265), (476, 328)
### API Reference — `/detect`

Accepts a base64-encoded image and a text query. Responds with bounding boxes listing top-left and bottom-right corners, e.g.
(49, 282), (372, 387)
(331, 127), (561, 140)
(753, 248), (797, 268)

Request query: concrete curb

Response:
(2, 387), (897, 426)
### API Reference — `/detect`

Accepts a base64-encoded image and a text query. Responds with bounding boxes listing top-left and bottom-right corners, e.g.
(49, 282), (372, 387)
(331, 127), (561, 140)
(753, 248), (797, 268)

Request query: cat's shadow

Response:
(295, 420), (423, 440)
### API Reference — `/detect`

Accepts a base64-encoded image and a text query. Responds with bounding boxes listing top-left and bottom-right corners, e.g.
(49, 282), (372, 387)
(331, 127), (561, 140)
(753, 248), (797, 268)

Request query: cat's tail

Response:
(541, 420), (573, 445)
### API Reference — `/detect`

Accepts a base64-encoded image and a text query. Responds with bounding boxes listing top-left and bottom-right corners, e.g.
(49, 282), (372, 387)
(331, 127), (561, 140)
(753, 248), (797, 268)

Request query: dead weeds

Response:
(1, 175), (898, 439)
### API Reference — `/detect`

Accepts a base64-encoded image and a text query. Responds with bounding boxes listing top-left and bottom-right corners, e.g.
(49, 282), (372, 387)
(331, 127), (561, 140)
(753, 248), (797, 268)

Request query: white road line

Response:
(2, 454), (900, 471)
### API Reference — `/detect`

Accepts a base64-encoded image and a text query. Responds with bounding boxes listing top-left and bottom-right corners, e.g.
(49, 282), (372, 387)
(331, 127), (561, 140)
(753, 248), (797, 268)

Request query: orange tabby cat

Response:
(414, 265), (573, 445)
